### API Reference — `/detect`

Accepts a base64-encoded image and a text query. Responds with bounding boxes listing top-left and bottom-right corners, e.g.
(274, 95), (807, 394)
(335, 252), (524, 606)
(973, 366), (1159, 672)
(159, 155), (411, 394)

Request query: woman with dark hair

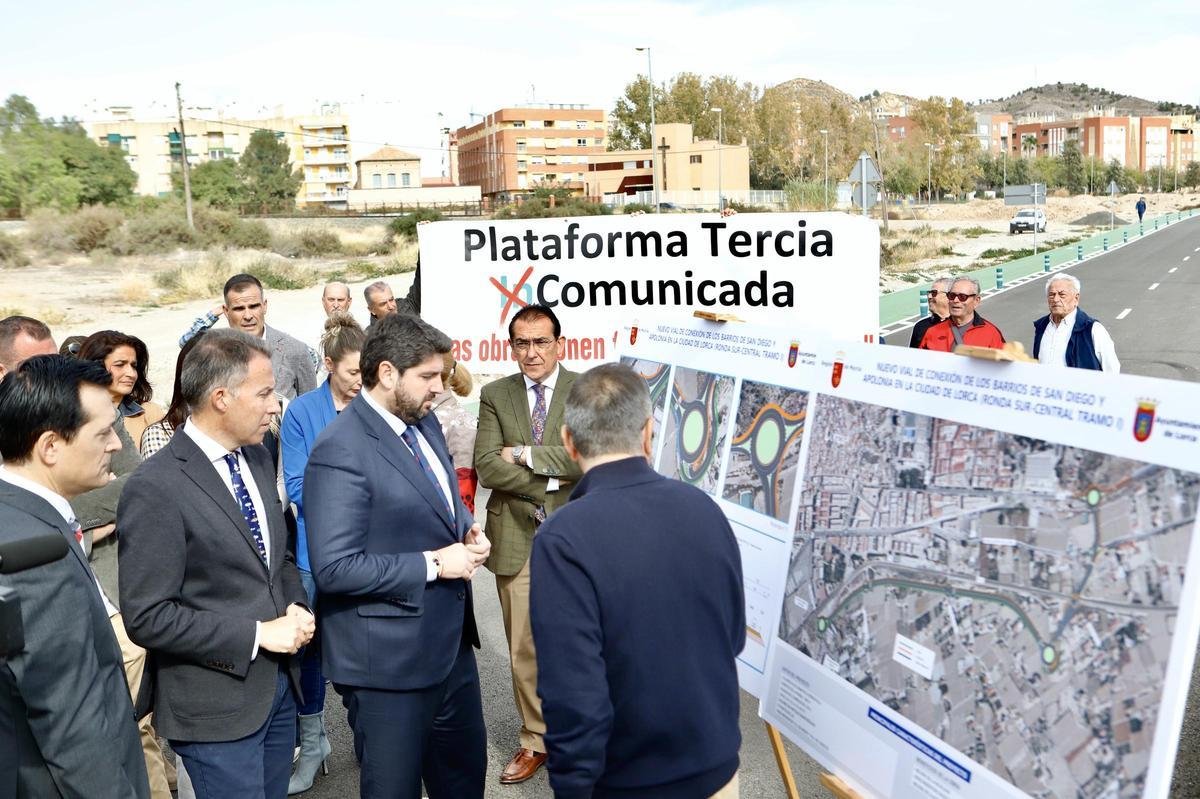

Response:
(78, 330), (165, 451)
(279, 311), (365, 793)
(139, 332), (204, 457)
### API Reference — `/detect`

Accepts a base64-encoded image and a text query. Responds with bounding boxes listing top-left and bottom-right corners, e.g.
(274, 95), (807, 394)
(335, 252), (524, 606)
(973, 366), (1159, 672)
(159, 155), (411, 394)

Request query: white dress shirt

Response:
(0, 465), (118, 616)
(360, 389), (455, 582)
(181, 418), (273, 658)
(1038, 309), (1121, 373)
(523, 365), (561, 492)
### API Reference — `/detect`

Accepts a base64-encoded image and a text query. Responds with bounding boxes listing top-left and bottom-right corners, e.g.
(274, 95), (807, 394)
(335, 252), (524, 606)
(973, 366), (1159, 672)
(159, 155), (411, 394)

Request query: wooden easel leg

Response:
(818, 772), (865, 799)
(765, 722), (801, 799)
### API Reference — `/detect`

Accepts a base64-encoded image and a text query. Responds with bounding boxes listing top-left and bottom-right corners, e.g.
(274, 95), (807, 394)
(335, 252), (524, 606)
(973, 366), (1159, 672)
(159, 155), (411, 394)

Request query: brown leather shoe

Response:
(499, 748), (547, 784)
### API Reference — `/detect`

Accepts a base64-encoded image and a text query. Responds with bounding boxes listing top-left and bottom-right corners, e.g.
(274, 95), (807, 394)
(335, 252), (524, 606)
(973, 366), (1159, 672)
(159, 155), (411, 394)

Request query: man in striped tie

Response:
(474, 304), (582, 785)
(118, 330), (314, 799)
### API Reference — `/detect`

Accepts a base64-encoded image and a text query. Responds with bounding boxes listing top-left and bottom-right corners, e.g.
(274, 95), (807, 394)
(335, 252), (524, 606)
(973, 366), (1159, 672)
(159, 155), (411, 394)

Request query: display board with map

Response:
(620, 316), (1200, 799)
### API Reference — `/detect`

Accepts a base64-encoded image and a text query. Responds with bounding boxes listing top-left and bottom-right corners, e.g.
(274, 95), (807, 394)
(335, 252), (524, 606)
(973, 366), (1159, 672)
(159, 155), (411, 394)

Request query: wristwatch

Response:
(512, 445), (526, 464)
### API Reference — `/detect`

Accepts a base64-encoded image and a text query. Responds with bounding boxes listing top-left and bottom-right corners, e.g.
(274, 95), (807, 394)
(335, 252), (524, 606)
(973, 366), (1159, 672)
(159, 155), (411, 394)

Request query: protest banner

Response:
(621, 315), (1200, 798)
(419, 212), (879, 372)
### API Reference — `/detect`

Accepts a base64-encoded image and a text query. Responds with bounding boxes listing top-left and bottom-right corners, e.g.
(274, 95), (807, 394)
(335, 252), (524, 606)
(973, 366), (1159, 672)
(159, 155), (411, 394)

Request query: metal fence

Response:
(878, 209), (1197, 329)
(605, 189), (788, 210)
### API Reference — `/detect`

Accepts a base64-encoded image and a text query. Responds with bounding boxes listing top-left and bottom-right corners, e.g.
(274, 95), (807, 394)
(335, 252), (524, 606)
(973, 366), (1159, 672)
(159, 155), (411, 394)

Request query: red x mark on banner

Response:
(489, 266), (534, 326)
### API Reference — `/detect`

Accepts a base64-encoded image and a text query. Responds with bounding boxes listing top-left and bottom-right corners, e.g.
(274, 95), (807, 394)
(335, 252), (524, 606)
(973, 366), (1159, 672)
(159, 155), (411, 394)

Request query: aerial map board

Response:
(621, 316), (1200, 798)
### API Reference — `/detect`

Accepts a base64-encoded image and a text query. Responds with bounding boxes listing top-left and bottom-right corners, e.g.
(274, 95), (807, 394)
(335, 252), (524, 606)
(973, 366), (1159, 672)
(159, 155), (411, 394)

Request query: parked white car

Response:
(1009, 208), (1047, 234)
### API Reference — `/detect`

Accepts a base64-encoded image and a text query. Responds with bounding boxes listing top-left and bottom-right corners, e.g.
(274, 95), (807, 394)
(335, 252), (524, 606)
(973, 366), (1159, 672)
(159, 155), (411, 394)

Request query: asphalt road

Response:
(298, 224), (1200, 797)
(888, 215), (1200, 381)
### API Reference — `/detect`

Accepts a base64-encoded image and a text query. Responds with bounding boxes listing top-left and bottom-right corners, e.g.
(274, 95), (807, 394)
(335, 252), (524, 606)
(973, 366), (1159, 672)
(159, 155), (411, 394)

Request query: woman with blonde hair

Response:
(279, 311), (365, 793)
(432, 353), (479, 514)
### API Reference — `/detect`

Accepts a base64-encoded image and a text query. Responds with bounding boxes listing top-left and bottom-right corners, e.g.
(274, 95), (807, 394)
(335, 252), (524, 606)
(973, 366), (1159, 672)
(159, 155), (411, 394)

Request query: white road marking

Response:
(1185, 256), (1191, 261)
(1169, 267), (1178, 273)
(1149, 283), (1160, 290)
(1116, 308), (1132, 320)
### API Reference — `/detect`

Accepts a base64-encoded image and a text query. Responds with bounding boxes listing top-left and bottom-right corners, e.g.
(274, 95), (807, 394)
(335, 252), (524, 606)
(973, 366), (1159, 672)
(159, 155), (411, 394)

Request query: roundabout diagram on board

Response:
(722, 381), (808, 522)
(659, 367), (734, 494)
(620, 356), (672, 446)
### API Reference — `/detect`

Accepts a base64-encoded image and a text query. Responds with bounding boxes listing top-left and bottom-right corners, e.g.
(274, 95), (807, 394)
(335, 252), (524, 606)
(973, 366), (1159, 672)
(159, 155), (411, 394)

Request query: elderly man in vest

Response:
(1033, 274), (1120, 373)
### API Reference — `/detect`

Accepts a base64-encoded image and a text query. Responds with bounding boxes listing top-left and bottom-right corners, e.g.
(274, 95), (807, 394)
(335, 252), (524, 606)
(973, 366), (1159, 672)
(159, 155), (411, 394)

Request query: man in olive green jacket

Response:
(474, 304), (582, 785)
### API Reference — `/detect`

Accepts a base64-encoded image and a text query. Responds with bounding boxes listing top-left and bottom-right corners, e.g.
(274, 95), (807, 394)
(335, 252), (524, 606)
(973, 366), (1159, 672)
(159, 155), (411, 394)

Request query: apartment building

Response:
(584, 122), (749, 203)
(345, 146), (480, 210)
(454, 105), (606, 199)
(1008, 114), (1195, 172)
(86, 106), (351, 209)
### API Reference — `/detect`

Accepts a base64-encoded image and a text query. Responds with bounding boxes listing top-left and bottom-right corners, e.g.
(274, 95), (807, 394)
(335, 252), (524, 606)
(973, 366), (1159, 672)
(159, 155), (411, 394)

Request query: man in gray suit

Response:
(118, 330), (314, 798)
(0, 354), (150, 798)
(178, 274), (318, 399)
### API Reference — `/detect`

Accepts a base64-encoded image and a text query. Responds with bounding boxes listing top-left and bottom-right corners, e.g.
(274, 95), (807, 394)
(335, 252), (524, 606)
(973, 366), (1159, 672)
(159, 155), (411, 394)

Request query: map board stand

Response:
(687, 308), (817, 799)
(955, 340), (1036, 363)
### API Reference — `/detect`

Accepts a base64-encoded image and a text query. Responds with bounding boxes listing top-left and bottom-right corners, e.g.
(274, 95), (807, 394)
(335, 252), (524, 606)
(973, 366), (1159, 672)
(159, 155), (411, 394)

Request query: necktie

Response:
(400, 427), (452, 518)
(223, 452), (268, 563)
(531, 384), (547, 523)
(71, 521), (83, 545)
(531, 384), (547, 445)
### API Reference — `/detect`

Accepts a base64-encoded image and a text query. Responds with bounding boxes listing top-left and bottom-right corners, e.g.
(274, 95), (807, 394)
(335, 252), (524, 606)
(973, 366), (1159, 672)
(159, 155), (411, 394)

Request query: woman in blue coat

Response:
(280, 311), (365, 793)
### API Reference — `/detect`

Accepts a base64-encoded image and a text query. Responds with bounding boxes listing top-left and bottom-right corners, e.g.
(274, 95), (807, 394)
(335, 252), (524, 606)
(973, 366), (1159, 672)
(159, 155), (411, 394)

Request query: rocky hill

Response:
(972, 83), (1194, 118)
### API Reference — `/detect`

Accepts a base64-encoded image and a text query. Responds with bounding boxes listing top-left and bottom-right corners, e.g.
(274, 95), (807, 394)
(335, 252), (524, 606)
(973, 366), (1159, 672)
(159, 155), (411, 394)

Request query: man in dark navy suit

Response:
(304, 313), (490, 799)
(530, 363), (746, 799)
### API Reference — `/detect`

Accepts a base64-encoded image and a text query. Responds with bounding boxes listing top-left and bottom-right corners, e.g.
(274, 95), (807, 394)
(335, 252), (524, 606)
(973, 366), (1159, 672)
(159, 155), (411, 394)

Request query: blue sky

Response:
(4, 1), (1197, 172)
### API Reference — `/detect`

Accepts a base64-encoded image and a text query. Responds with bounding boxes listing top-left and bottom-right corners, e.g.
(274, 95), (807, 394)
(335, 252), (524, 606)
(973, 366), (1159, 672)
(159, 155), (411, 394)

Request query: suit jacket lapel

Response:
(172, 434), (269, 573)
(0, 482), (99, 596)
(543, 367), (574, 444)
(350, 399), (456, 533)
(506, 373), (533, 445)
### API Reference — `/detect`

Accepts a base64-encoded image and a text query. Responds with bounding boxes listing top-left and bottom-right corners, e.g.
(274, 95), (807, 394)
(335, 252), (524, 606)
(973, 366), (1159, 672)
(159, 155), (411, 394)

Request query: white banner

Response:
(419, 212), (880, 373)
(620, 315), (1200, 799)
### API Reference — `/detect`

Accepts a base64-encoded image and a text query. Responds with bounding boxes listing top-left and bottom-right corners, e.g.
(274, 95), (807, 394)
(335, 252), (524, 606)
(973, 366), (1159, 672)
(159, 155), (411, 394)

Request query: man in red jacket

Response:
(919, 277), (1005, 351)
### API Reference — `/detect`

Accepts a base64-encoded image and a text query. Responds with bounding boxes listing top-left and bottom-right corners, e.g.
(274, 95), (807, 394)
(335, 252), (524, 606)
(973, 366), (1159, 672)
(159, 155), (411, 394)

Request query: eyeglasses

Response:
(945, 292), (977, 302)
(927, 289), (940, 298)
(512, 338), (556, 353)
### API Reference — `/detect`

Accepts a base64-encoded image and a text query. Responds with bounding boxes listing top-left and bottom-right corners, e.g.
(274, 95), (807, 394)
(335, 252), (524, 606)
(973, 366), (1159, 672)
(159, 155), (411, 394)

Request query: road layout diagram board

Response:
(619, 317), (1200, 798)
(618, 319), (822, 696)
(760, 339), (1200, 799)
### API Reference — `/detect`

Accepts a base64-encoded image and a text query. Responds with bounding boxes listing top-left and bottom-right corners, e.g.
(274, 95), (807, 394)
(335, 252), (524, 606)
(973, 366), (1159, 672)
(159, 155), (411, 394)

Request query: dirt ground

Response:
(878, 191), (1200, 291)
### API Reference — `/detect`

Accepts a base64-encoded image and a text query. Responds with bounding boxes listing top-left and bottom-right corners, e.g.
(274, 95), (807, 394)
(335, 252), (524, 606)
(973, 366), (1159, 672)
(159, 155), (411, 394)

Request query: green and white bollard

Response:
(1103, 237), (1108, 251)
(995, 266), (1004, 290)
(1123, 230), (1128, 244)
(1076, 244), (1083, 261)
(919, 288), (929, 317)
(1043, 253), (1051, 272)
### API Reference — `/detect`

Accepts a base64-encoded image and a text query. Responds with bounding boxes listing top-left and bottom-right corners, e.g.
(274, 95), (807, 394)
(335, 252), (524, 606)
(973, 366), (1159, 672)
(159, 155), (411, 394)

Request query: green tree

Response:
(237, 129), (301, 213)
(609, 75), (663, 150)
(910, 97), (978, 197)
(1062, 140), (1085, 195)
(1103, 159), (1126, 193)
(1007, 155), (1030, 186)
(173, 158), (245, 210)
(752, 84), (802, 189)
(1184, 161), (1200, 190)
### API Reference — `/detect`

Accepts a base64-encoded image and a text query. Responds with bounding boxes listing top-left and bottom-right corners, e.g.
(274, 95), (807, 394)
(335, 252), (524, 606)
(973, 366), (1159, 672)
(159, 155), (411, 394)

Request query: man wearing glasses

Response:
(474, 304), (582, 785)
(908, 276), (953, 348)
(918, 277), (1006, 351)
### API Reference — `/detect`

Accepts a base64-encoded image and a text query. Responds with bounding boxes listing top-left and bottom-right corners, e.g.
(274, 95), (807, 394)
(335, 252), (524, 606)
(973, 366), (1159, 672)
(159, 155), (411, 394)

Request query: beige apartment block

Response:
(346, 146), (480, 210)
(585, 122), (749, 204)
(455, 105), (606, 199)
(86, 107), (351, 209)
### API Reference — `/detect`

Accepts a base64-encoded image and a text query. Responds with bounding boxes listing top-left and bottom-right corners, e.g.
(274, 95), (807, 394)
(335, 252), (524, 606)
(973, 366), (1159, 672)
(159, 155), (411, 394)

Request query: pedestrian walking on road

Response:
(918, 277), (1005, 352)
(1033, 275), (1120, 373)
(1136, 196), (1147, 222)
(909, 276), (953, 348)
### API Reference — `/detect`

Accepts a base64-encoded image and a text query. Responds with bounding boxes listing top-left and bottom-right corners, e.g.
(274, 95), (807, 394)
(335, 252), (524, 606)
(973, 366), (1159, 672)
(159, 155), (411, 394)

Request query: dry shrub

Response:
(116, 271), (153, 305)
(0, 231), (30, 267)
(109, 207), (197, 255)
(271, 227), (343, 258)
(25, 208), (74, 252)
(69, 205), (125, 252)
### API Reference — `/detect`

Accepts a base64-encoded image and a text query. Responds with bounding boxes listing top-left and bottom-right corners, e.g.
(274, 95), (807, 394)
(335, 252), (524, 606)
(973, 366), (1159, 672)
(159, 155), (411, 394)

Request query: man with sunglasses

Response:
(918, 277), (1005, 352)
(908, 277), (953, 348)
(474, 304), (582, 785)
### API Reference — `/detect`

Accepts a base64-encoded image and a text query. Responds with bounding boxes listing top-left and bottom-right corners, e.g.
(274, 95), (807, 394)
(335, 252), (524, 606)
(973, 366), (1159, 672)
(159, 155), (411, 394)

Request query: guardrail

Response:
(879, 209), (1197, 330)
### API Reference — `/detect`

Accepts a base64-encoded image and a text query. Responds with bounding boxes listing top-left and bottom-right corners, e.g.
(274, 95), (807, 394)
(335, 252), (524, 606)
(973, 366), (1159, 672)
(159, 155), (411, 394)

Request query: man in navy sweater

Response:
(530, 363), (745, 799)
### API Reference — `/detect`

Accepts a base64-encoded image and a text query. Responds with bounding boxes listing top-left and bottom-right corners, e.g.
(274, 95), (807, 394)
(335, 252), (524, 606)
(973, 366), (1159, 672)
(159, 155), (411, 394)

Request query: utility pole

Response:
(175, 82), (194, 229)
(636, 47), (659, 213)
(870, 110), (888, 233)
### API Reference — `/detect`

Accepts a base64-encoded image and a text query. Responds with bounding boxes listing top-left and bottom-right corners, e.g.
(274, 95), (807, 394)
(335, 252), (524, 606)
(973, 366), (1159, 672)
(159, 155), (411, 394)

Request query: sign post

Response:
(1108, 180), (1119, 230)
(1004, 182), (1046, 254)
(848, 151), (881, 218)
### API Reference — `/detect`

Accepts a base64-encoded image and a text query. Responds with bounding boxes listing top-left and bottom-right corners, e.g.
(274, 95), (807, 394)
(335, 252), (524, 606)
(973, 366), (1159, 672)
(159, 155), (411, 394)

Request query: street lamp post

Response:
(925, 142), (933, 209)
(711, 107), (723, 211)
(635, 47), (659, 213)
(819, 129), (829, 209)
